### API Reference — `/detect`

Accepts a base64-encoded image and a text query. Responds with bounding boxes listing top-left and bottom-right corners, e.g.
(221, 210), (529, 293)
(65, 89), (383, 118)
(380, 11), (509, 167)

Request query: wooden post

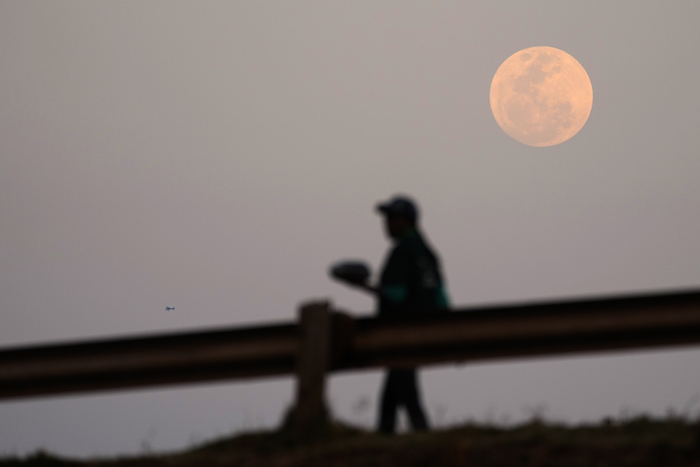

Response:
(284, 301), (332, 431)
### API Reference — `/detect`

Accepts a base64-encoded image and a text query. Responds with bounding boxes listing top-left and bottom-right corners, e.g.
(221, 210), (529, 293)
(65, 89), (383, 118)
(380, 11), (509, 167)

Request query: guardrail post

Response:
(284, 300), (332, 432)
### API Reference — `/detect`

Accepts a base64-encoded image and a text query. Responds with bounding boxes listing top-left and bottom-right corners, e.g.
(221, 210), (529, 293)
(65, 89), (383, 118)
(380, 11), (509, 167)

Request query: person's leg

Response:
(395, 368), (429, 431)
(378, 370), (400, 433)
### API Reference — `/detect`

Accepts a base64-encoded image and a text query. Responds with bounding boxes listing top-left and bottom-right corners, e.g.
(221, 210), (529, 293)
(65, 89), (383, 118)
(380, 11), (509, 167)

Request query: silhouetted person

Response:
(373, 195), (449, 434)
(332, 196), (449, 434)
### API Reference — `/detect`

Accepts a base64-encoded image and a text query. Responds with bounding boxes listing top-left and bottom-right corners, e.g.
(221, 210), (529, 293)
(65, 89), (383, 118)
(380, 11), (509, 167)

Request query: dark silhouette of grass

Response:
(2, 415), (700, 466)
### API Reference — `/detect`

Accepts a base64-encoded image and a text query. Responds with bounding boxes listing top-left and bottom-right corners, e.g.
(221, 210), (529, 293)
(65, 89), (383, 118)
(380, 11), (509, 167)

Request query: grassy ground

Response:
(3, 416), (700, 467)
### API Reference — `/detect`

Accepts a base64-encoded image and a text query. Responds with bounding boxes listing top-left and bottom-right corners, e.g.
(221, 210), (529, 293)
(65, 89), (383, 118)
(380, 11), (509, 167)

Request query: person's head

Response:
(376, 195), (418, 239)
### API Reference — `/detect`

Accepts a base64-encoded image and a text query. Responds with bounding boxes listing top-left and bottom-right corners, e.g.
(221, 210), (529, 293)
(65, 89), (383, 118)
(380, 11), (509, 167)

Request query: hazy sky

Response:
(2, 1), (700, 458)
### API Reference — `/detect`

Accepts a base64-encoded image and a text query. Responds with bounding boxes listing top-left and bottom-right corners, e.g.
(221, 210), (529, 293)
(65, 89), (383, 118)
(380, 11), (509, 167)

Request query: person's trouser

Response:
(378, 368), (429, 433)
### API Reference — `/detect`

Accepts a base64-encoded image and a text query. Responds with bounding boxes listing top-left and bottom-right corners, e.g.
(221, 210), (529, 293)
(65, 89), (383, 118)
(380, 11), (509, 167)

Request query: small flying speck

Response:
(166, 307), (175, 311)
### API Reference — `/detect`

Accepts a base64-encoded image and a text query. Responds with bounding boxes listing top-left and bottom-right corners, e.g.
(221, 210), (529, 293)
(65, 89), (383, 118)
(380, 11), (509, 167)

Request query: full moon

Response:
(490, 46), (593, 147)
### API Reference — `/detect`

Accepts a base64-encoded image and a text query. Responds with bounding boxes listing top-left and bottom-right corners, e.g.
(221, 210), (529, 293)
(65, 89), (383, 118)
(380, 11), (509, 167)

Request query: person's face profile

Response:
(383, 214), (409, 239)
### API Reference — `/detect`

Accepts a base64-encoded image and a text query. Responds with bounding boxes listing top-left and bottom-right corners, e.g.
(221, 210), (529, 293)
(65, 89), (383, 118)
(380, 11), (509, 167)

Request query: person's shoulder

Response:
(406, 231), (442, 268)
(395, 233), (420, 253)
(401, 230), (431, 252)
(390, 234), (427, 267)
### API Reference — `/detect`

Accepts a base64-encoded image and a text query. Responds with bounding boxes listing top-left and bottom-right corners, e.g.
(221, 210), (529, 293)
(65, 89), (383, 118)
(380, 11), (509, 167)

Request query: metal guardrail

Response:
(2, 289), (700, 418)
(342, 288), (700, 370)
(0, 322), (298, 400)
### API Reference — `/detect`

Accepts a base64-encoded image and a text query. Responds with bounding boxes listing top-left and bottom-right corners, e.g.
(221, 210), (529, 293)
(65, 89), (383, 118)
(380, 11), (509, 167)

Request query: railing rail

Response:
(2, 289), (700, 428)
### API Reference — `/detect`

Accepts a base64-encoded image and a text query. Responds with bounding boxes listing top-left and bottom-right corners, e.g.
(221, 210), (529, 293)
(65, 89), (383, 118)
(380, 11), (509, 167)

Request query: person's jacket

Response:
(378, 228), (449, 317)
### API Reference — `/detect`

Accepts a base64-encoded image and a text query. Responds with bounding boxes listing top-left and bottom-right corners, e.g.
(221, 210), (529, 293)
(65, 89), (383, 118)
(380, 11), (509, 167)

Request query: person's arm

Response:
(343, 280), (381, 297)
(381, 283), (408, 304)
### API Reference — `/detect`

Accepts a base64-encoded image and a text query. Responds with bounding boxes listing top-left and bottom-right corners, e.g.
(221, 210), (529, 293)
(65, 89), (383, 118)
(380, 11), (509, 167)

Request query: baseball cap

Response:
(376, 195), (418, 221)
